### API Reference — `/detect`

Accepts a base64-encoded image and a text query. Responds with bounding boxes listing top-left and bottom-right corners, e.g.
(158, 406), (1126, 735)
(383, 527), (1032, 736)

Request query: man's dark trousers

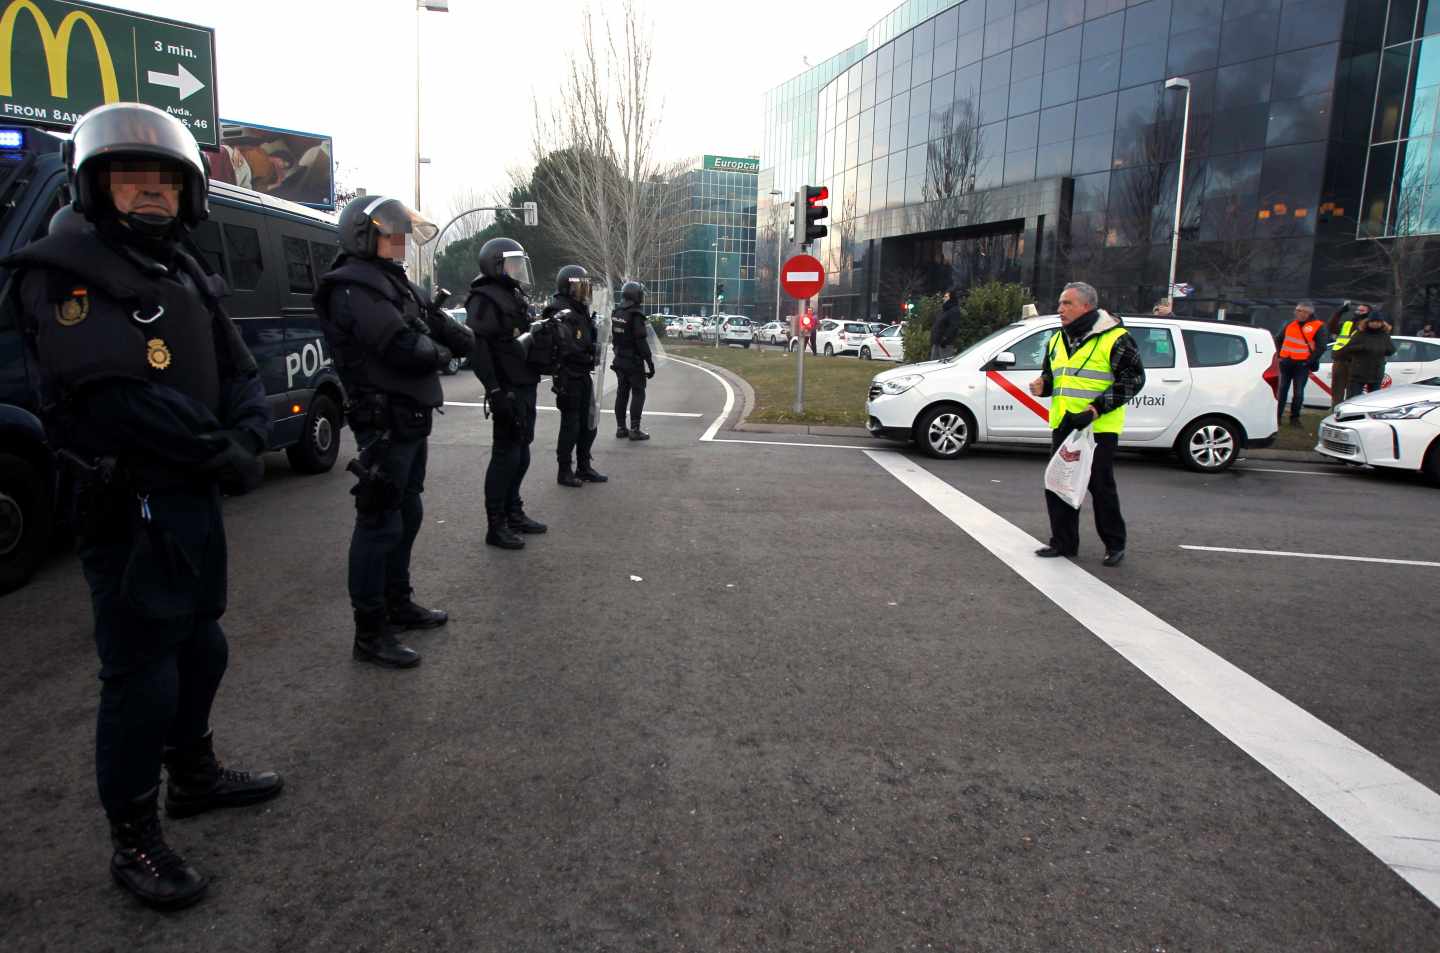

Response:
(557, 374), (597, 467)
(486, 382), (537, 511)
(1276, 358), (1310, 420)
(1045, 429), (1126, 556)
(348, 430), (428, 613)
(614, 371), (646, 427)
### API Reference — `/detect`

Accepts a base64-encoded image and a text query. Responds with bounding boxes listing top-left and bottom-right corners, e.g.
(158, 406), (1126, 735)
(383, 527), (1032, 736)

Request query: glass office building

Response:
(759, 0), (1440, 330)
(654, 156), (760, 318)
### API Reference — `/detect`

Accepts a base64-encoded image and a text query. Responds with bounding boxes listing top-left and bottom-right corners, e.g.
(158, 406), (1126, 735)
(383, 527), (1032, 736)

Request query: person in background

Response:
(1337, 312), (1395, 400)
(929, 288), (962, 361)
(1151, 299), (1172, 316)
(1420, 322), (1437, 338)
(1273, 301), (1326, 427)
(1327, 302), (1362, 408)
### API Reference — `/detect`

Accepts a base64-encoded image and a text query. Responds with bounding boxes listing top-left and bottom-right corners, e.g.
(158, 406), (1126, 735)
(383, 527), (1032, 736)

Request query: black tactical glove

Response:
(434, 343), (454, 370)
(487, 388), (515, 422)
(1062, 409), (1096, 432)
(202, 429), (264, 495)
(645, 362), (656, 380)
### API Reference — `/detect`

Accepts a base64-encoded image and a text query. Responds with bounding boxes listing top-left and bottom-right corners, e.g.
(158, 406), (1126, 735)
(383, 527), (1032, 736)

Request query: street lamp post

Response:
(768, 188), (786, 330)
(414, 0), (448, 288)
(1164, 76), (1193, 306)
(711, 240), (719, 349)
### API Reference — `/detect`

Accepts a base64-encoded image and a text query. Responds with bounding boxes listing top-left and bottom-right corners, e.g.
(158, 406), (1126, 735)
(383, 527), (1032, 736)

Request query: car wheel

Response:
(1424, 439), (1440, 487)
(860, 347), (872, 360)
(0, 452), (51, 595)
(1176, 416), (1241, 473)
(286, 393), (342, 474)
(445, 357), (461, 375)
(917, 405), (974, 460)
(824, 343), (834, 356)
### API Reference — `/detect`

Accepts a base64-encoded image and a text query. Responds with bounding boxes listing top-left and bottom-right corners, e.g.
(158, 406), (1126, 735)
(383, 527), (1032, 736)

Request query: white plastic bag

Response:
(1044, 428), (1095, 509)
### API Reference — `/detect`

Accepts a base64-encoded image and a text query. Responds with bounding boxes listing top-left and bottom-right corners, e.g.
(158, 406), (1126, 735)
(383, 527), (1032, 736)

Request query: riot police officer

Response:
(611, 280), (655, 440)
(0, 103), (282, 910)
(547, 265), (608, 487)
(466, 237), (547, 549)
(315, 195), (473, 669)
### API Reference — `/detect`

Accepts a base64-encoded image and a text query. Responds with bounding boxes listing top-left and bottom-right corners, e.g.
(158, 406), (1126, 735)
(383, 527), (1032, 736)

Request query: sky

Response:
(118, 0), (878, 222)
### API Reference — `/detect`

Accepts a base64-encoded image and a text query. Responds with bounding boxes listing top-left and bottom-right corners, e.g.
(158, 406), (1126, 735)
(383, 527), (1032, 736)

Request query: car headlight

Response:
(879, 374), (923, 396)
(1370, 401), (1440, 420)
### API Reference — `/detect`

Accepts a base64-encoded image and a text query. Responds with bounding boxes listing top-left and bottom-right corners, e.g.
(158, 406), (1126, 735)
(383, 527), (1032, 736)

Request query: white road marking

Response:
(710, 438), (874, 450)
(443, 401), (701, 418)
(1236, 466), (1345, 477)
(663, 356), (734, 442)
(1181, 545), (1440, 569)
(867, 448), (1440, 908)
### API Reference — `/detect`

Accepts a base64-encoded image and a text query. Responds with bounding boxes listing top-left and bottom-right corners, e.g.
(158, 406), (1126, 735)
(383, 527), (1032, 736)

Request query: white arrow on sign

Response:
(146, 63), (205, 101)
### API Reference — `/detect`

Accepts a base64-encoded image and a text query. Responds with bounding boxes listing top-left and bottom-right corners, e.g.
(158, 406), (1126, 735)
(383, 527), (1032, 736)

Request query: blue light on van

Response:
(0, 128), (24, 150)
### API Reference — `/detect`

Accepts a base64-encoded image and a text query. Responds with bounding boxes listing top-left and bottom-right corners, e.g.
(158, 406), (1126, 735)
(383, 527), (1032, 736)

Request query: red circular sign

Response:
(780, 254), (826, 300)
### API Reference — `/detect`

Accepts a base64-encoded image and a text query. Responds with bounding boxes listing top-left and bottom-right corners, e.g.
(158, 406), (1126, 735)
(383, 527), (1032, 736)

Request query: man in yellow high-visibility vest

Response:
(1329, 302), (1367, 408)
(1029, 282), (1147, 567)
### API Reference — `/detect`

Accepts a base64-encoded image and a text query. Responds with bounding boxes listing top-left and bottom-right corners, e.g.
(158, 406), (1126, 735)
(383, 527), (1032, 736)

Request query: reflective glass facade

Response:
(760, 0), (1436, 328)
(654, 163), (759, 317)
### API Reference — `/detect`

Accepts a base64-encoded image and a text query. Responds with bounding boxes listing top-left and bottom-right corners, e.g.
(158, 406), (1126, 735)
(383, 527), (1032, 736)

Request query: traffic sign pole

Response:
(780, 253), (826, 417)
(794, 297), (807, 415)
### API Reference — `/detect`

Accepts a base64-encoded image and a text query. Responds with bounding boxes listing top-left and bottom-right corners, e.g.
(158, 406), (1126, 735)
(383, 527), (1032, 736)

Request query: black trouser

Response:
(614, 370), (647, 427)
(556, 373), (597, 468)
(348, 430), (428, 614)
(79, 487), (230, 818)
(1045, 429), (1126, 556)
(485, 382), (537, 514)
(1276, 359), (1310, 420)
(1346, 378), (1382, 400)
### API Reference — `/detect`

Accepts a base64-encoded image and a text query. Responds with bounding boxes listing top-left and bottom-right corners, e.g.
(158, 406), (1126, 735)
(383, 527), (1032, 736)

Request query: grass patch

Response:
(1271, 409), (1330, 452)
(664, 343), (880, 427)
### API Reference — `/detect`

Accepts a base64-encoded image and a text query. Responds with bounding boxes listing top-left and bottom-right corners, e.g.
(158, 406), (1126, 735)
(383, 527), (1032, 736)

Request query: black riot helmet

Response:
(65, 102), (208, 232)
(337, 195), (438, 260)
(556, 264), (592, 305)
(478, 237), (534, 290)
(620, 280), (645, 307)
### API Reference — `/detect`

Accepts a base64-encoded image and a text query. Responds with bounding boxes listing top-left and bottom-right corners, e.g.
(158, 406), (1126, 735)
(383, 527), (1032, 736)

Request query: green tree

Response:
(953, 281), (1031, 351)
(900, 294), (943, 363)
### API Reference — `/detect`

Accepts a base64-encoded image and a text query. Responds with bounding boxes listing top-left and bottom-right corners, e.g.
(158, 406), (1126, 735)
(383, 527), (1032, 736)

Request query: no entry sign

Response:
(780, 254), (826, 299)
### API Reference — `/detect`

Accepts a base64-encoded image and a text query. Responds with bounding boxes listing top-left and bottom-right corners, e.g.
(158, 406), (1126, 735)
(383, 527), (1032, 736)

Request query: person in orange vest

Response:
(1274, 301), (1326, 426)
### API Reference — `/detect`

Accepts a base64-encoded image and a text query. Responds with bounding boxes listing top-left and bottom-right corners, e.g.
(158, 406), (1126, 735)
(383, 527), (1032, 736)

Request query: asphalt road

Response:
(1, 347), (1437, 952)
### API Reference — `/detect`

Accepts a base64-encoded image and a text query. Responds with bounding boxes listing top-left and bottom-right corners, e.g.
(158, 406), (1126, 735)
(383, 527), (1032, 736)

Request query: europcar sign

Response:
(703, 154), (759, 174)
(0, 0), (218, 146)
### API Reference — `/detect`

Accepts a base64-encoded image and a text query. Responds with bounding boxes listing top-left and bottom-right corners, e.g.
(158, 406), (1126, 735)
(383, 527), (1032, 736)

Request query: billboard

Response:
(703, 154), (759, 174)
(208, 119), (334, 209)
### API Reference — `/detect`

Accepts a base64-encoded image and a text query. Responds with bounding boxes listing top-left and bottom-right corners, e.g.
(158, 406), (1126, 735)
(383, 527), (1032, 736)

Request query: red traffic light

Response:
(807, 186), (829, 207)
(800, 308), (815, 331)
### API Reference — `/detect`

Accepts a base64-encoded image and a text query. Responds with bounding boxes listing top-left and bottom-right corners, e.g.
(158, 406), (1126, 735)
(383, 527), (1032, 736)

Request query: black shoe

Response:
(507, 509), (547, 534)
(352, 609), (422, 668)
(616, 426), (629, 438)
(1035, 546), (1075, 558)
(576, 464), (608, 483)
(1289, 417), (1304, 428)
(386, 598), (448, 631)
(557, 464), (583, 488)
(163, 732), (285, 819)
(110, 789), (208, 910)
(628, 427), (651, 441)
(1102, 549), (1126, 568)
(485, 512), (525, 550)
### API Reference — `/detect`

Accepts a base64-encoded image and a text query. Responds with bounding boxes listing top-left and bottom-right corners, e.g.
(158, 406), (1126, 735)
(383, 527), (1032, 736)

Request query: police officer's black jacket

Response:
(466, 276), (540, 391)
(313, 254), (451, 407)
(610, 304), (652, 372)
(545, 294), (598, 377)
(2, 222), (268, 489)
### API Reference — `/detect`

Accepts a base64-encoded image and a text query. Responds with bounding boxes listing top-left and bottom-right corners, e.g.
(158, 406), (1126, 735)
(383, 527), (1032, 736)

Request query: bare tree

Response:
(1189, 195), (1261, 301)
(921, 98), (985, 233)
(444, 187), (502, 243)
(1345, 173), (1440, 323)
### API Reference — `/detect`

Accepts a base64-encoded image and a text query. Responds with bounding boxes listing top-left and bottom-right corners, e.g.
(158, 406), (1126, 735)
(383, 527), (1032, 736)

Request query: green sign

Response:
(704, 154), (759, 174)
(0, 0), (218, 146)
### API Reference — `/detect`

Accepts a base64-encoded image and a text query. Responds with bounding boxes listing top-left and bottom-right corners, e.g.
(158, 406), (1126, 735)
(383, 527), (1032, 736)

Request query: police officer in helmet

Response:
(0, 103), (283, 910)
(315, 195), (473, 669)
(611, 280), (655, 440)
(466, 237), (547, 549)
(547, 265), (608, 487)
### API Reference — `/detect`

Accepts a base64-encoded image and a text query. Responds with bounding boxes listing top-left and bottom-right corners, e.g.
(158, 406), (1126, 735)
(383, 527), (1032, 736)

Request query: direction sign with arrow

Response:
(146, 63), (205, 101)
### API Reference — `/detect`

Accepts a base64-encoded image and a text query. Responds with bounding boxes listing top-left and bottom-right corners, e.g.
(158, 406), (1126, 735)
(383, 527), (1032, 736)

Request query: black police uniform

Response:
(611, 302), (654, 437)
(466, 275), (546, 546)
(315, 254), (465, 665)
(547, 293), (604, 481)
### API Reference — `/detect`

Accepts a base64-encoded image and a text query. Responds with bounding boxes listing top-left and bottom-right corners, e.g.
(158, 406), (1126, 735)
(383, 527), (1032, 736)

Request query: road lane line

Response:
(443, 402), (702, 418)
(1236, 466), (1344, 477)
(866, 448), (1440, 907)
(710, 438), (874, 450)
(663, 356), (734, 441)
(1180, 545), (1440, 569)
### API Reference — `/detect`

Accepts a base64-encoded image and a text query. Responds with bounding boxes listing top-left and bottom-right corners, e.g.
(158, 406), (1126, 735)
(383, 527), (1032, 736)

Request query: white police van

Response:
(0, 124), (345, 593)
(865, 313), (1278, 472)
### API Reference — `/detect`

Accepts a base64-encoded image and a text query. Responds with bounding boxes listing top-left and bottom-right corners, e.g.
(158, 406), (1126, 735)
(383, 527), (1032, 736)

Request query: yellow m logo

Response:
(0, 0), (119, 103)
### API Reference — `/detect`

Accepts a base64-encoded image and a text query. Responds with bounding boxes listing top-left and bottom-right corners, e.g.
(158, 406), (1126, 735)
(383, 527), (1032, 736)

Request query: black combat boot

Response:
(507, 506), (547, 534)
(576, 462), (608, 483)
(557, 463), (583, 487)
(628, 423), (651, 441)
(486, 510), (525, 549)
(616, 425), (630, 438)
(386, 596), (448, 631)
(352, 608), (422, 668)
(163, 731), (285, 819)
(109, 788), (208, 910)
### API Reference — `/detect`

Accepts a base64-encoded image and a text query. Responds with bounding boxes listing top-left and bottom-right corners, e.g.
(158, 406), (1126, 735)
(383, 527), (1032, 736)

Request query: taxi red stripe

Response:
(985, 370), (1050, 420)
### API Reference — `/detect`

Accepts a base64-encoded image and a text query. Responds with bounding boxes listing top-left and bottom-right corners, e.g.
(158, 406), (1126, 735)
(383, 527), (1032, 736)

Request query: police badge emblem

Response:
(55, 289), (90, 326)
(146, 338), (172, 370)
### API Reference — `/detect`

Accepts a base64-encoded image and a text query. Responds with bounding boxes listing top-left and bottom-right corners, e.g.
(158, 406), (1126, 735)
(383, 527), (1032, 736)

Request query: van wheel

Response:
(917, 405), (974, 460)
(824, 343), (834, 357)
(860, 347), (872, 360)
(0, 452), (51, 595)
(1177, 416), (1241, 472)
(286, 394), (342, 474)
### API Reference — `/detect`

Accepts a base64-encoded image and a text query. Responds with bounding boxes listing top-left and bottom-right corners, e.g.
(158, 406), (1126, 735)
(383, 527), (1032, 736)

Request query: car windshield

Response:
(1418, 377), (1440, 387)
(844, 323), (868, 333)
(950, 323), (1028, 363)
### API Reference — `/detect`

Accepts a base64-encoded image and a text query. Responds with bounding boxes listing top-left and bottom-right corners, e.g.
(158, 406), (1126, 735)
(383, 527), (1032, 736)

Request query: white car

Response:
(866, 314), (1279, 472)
(1315, 377), (1440, 483)
(681, 316), (704, 340)
(698, 317), (722, 343)
(816, 319), (873, 357)
(442, 308), (469, 374)
(719, 316), (755, 347)
(755, 320), (789, 345)
(858, 325), (906, 362)
(1304, 335), (1440, 407)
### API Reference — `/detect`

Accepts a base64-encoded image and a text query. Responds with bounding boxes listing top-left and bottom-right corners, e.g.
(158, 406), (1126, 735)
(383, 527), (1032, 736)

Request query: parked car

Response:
(662, 315), (684, 338)
(1315, 377), (1440, 483)
(858, 324), (906, 362)
(682, 316), (705, 340)
(698, 316), (724, 343)
(1301, 335), (1440, 407)
(865, 314), (1279, 472)
(442, 308), (469, 374)
(816, 319), (874, 357)
(719, 316), (754, 347)
(754, 320), (789, 345)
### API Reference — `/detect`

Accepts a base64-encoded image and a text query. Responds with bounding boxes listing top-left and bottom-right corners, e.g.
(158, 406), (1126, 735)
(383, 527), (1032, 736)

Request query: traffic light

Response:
(717, 282), (726, 304)
(794, 185), (829, 246)
(800, 308), (815, 332)
(904, 300), (915, 317)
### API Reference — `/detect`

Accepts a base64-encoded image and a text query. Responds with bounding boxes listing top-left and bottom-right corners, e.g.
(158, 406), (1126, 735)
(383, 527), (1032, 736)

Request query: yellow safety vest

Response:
(1331, 319), (1354, 351)
(1048, 326), (1129, 435)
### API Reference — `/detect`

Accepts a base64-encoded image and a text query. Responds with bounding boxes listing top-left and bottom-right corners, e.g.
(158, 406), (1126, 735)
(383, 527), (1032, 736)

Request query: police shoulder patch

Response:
(146, 338), (172, 370)
(54, 288), (90, 327)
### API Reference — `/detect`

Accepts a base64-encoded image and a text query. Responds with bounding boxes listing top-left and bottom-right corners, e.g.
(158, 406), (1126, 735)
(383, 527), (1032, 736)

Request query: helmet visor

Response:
(566, 275), (593, 305)
(502, 250), (534, 289)
(365, 197), (438, 244)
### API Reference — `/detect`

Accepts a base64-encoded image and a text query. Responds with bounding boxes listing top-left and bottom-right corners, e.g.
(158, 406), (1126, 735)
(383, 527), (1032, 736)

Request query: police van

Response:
(0, 124), (345, 593)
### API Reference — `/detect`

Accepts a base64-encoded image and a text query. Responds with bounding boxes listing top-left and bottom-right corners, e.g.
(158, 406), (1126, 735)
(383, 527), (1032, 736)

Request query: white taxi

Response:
(865, 314), (1279, 472)
(1315, 378), (1440, 483)
(1304, 335), (1440, 407)
(858, 324), (906, 361)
